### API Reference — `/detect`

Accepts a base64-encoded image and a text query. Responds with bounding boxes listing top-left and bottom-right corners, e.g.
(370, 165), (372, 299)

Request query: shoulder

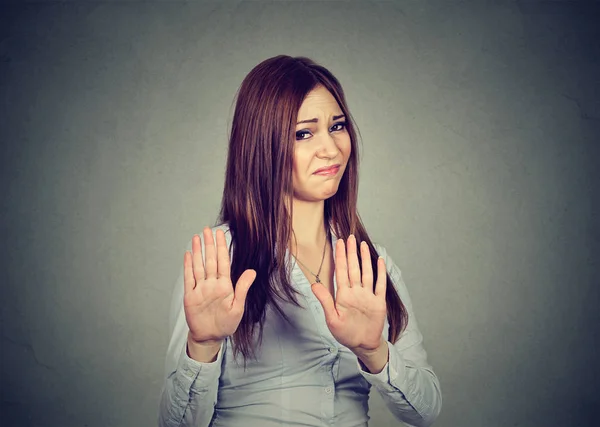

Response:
(371, 241), (405, 289)
(209, 222), (232, 238)
(370, 242), (420, 317)
(211, 223), (232, 248)
(372, 241), (387, 258)
(182, 223), (232, 252)
(201, 222), (232, 242)
(372, 242), (396, 272)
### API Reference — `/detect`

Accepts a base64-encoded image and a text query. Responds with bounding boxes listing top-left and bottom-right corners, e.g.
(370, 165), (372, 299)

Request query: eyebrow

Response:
(296, 114), (345, 125)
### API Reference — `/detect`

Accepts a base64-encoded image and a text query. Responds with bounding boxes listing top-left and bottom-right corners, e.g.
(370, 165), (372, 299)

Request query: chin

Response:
(294, 189), (339, 203)
(294, 179), (342, 202)
(318, 186), (341, 200)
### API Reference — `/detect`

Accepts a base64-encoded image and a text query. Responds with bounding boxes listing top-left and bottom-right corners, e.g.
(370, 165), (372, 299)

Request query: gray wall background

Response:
(1, 1), (598, 426)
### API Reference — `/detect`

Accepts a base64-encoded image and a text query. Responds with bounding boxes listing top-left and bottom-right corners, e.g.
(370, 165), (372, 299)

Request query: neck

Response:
(290, 198), (328, 249)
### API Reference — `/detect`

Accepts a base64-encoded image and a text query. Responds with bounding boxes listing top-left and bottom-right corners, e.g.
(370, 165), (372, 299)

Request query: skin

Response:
(289, 84), (348, 295)
(291, 85), (351, 208)
(184, 85), (389, 373)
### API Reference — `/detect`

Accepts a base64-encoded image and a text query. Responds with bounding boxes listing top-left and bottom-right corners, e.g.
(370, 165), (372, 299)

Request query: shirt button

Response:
(325, 386), (332, 394)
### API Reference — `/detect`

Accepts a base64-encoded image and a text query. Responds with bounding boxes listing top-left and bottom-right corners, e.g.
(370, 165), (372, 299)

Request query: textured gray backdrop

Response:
(1, 1), (599, 426)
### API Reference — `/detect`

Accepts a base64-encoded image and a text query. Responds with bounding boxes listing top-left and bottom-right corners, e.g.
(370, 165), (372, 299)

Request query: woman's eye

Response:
(296, 130), (311, 140)
(330, 122), (347, 132)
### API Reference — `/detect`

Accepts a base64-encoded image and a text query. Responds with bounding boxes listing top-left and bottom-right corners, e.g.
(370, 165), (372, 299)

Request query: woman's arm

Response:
(357, 244), (442, 427)
(157, 245), (224, 427)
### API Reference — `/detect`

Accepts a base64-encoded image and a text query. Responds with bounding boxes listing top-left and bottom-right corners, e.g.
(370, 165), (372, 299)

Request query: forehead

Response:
(297, 85), (341, 117)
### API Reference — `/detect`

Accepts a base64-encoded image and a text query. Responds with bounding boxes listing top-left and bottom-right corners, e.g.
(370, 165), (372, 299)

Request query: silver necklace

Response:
(293, 228), (330, 284)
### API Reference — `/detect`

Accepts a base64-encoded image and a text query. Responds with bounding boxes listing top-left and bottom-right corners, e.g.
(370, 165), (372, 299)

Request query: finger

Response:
(216, 229), (231, 279)
(361, 241), (374, 292)
(374, 257), (387, 297)
(232, 269), (257, 313)
(203, 227), (217, 279)
(183, 250), (195, 292)
(335, 239), (349, 288)
(191, 234), (205, 284)
(311, 283), (339, 328)
(347, 235), (361, 287)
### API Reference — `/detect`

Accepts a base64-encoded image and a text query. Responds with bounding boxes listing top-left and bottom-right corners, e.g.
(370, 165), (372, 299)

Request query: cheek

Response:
(293, 148), (312, 173)
(340, 136), (352, 159)
(291, 157), (306, 188)
(291, 149), (299, 171)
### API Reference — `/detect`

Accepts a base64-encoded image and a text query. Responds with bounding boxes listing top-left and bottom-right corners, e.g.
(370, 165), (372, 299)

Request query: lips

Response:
(314, 164), (340, 174)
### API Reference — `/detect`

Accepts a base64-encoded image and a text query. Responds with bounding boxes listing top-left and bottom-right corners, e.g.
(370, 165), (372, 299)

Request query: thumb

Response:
(311, 283), (338, 324)
(232, 269), (257, 312)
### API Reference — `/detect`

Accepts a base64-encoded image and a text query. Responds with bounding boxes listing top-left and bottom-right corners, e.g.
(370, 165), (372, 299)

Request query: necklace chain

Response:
(293, 228), (330, 284)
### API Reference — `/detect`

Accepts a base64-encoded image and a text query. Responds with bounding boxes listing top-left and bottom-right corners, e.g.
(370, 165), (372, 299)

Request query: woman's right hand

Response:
(183, 227), (257, 347)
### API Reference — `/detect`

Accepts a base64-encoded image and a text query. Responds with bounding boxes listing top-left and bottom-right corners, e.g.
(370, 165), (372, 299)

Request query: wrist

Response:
(353, 338), (389, 374)
(350, 337), (386, 359)
(186, 332), (223, 363)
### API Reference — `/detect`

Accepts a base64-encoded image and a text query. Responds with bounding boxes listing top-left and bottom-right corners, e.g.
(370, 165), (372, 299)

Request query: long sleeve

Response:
(358, 244), (442, 427)
(157, 239), (225, 427)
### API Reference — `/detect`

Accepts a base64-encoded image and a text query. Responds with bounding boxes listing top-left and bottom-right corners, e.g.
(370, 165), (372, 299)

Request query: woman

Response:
(158, 55), (442, 427)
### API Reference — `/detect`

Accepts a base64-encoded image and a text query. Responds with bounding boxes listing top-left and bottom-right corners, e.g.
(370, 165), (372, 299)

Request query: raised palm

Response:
(311, 235), (388, 352)
(183, 227), (257, 344)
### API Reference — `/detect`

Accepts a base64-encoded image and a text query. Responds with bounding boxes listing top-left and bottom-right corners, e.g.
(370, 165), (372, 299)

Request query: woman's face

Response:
(292, 85), (351, 203)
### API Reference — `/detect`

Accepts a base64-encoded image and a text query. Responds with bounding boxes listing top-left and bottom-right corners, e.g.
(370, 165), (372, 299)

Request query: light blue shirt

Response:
(158, 224), (442, 427)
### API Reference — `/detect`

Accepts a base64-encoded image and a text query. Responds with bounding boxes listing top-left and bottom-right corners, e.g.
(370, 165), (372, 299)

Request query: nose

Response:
(316, 132), (340, 159)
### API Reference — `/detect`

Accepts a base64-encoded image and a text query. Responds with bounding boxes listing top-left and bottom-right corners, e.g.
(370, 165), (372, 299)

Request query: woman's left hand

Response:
(311, 235), (388, 354)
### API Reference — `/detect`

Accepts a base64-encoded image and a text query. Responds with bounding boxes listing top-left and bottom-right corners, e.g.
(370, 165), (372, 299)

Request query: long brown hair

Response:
(215, 55), (408, 361)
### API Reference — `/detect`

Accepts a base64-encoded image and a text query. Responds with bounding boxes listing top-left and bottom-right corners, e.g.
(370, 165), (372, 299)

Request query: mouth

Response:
(313, 164), (341, 175)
